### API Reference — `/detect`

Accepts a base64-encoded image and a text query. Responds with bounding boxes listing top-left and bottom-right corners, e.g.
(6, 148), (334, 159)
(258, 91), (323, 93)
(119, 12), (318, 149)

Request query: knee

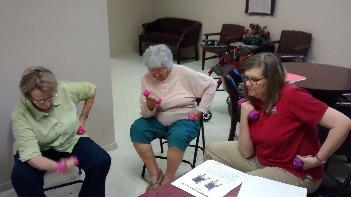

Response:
(167, 136), (187, 151)
(89, 152), (111, 174)
(11, 164), (40, 187)
(11, 167), (23, 187)
(130, 121), (144, 140)
(204, 142), (217, 161)
(130, 122), (152, 143)
(99, 153), (111, 172)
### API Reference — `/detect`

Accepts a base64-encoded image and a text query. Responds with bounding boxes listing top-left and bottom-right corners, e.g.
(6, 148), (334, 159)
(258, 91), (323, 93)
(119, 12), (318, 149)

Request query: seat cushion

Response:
(140, 33), (180, 47)
(202, 45), (230, 54)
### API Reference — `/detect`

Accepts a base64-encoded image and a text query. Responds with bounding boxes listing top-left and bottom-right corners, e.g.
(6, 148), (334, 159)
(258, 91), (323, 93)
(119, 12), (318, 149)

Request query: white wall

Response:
(108, 0), (154, 56)
(114, 0), (350, 68)
(0, 0), (116, 191)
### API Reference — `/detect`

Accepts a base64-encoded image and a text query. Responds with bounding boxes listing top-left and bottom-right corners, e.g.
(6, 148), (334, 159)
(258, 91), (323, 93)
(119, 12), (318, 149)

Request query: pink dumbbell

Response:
(143, 89), (163, 104)
(293, 156), (303, 170)
(187, 114), (196, 121)
(55, 156), (79, 173)
(77, 126), (85, 135)
(238, 98), (259, 120)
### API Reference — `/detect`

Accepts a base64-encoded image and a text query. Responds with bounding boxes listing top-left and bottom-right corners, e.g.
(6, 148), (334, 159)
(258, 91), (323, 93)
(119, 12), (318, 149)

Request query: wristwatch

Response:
(315, 155), (327, 164)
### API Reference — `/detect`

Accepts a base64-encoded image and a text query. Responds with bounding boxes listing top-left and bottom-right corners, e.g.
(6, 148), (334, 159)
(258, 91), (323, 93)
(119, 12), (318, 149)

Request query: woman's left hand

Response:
(296, 155), (321, 170)
(194, 111), (203, 120)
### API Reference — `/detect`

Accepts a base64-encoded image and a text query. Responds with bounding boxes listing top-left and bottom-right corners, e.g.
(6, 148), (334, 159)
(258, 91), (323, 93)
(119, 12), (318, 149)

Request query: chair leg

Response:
(195, 46), (199, 61)
(201, 120), (205, 150)
(191, 128), (201, 169)
(335, 172), (351, 197)
(141, 164), (146, 178)
(44, 168), (84, 191)
(140, 117), (206, 177)
(191, 117), (205, 169)
(228, 95), (239, 141)
(159, 138), (164, 153)
(202, 50), (206, 70)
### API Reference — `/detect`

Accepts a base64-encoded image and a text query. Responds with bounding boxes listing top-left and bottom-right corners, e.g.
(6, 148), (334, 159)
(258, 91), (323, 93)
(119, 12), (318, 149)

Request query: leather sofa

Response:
(139, 17), (202, 64)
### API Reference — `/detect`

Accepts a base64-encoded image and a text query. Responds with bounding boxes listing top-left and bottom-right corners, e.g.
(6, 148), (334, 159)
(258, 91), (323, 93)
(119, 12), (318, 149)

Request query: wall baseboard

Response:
(103, 142), (118, 152)
(0, 180), (13, 193)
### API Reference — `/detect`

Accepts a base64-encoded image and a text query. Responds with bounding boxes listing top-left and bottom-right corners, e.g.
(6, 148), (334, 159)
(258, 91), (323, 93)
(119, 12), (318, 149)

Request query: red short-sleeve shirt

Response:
(250, 84), (328, 180)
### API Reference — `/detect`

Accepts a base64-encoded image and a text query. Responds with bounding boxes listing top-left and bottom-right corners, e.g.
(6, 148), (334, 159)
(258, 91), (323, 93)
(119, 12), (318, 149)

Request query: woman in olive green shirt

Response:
(11, 66), (111, 197)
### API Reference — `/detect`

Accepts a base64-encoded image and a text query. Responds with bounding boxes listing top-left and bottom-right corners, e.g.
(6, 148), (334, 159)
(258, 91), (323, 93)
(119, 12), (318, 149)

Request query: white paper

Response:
(237, 175), (307, 197)
(171, 160), (247, 197)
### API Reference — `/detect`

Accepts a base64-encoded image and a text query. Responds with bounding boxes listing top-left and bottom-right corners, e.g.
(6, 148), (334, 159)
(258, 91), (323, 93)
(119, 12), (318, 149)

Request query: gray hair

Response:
(241, 53), (286, 113)
(19, 66), (58, 99)
(142, 44), (173, 70)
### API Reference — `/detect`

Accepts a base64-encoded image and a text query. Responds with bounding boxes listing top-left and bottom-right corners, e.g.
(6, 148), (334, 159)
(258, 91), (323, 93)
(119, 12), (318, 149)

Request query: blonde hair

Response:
(19, 66), (58, 99)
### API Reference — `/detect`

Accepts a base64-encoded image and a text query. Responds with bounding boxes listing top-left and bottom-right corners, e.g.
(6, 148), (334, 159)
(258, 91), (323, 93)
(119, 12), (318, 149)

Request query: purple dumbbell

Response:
(143, 89), (163, 104)
(237, 98), (259, 120)
(293, 156), (303, 170)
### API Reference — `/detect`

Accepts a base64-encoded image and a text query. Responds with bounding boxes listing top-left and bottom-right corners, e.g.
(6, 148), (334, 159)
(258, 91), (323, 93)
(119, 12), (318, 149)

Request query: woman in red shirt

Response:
(204, 53), (351, 194)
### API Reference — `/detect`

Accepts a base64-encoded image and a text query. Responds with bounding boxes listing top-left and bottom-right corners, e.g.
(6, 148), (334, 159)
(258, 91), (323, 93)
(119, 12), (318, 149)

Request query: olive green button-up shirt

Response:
(12, 81), (96, 162)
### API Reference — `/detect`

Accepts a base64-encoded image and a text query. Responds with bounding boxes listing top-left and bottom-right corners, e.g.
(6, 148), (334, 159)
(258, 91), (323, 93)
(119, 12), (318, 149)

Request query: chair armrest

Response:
(262, 40), (280, 46)
(335, 102), (351, 107)
(202, 39), (219, 47)
(204, 32), (221, 40)
(294, 44), (311, 54)
(179, 23), (202, 46)
(278, 54), (306, 62)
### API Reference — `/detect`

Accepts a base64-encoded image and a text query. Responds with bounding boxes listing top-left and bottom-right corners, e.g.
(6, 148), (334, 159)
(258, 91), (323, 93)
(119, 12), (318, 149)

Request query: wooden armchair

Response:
(262, 30), (312, 62)
(201, 24), (244, 70)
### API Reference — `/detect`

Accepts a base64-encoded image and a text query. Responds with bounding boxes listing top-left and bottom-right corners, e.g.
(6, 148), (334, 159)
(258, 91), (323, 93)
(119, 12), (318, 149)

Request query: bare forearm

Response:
(238, 118), (255, 158)
(27, 156), (56, 172)
(317, 126), (350, 161)
(316, 107), (351, 161)
(79, 94), (95, 122)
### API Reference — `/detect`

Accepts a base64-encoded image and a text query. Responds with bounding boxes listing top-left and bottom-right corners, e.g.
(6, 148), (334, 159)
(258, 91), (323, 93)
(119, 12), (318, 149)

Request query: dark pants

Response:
(11, 137), (111, 197)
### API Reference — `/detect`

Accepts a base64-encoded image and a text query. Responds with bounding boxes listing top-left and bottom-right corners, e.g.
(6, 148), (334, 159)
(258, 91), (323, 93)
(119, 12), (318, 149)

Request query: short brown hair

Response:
(19, 66), (58, 99)
(241, 53), (286, 112)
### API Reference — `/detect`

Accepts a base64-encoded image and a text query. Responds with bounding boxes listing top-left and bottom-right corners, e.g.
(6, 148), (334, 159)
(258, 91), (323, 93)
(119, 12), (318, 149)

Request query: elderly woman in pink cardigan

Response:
(130, 44), (216, 192)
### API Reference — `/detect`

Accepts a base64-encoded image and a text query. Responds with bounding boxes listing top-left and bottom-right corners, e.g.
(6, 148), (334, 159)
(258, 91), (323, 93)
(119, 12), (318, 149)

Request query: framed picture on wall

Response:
(245, 0), (275, 16)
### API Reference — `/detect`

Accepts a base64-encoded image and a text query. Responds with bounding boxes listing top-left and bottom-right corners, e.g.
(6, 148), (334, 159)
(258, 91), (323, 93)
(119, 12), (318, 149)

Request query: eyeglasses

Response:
(241, 74), (265, 85)
(32, 94), (57, 105)
(148, 67), (168, 74)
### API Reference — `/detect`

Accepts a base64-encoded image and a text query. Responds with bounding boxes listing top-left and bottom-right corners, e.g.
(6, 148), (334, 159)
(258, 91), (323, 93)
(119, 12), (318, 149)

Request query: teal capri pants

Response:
(130, 117), (200, 151)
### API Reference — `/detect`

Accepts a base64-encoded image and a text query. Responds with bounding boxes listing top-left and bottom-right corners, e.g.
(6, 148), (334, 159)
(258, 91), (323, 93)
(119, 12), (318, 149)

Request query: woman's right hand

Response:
(240, 101), (255, 120)
(145, 91), (159, 110)
(63, 157), (77, 172)
(55, 157), (77, 173)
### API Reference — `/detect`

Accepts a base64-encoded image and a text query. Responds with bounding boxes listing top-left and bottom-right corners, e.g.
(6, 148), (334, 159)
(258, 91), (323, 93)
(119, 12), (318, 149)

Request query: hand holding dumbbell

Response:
(55, 155), (79, 173)
(77, 126), (85, 135)
(293, 156), (303, 170)
(238, 98), (259, 120)
(143, 89), (163, 104)
(188, 114), (197, 121)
